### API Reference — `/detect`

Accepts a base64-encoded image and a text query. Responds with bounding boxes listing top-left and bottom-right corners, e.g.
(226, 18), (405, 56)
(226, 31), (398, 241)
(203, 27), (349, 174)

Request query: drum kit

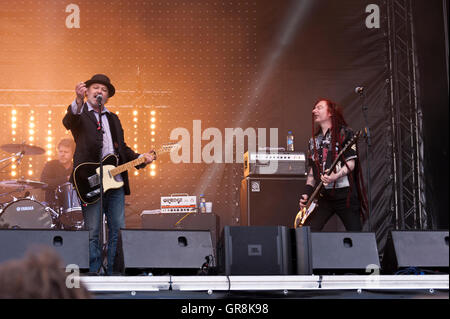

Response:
(0, 143), (84, 230)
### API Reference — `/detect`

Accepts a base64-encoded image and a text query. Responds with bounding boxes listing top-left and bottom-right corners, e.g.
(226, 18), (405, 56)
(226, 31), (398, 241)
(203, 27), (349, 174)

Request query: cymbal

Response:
(0, 179), (48, 190)
(1, 143), (45, 155)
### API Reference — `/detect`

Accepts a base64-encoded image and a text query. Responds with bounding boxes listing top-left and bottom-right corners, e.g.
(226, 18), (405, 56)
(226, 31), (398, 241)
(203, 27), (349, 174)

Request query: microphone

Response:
(96, 94), (103, 104)
(355, 86), (365, 94)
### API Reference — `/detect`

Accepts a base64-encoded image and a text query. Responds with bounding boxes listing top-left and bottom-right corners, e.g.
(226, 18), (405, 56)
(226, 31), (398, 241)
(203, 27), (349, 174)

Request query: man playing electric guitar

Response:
(63, 74), (155, 275)
(298, 99), (367, 231)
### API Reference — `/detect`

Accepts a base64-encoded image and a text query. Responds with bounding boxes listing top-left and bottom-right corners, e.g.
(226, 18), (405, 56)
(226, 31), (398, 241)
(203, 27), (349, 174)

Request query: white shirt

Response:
(71, 100), (123, 182)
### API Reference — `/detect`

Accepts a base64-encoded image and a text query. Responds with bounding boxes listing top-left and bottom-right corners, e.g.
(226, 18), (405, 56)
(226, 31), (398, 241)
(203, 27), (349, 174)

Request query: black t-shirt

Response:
(307, 126), (358, 190)
(40, 160), (72, 205)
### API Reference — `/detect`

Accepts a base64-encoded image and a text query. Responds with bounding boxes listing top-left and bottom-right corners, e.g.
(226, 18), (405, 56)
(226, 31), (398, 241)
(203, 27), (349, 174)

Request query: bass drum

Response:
(0, 199), (55, 229)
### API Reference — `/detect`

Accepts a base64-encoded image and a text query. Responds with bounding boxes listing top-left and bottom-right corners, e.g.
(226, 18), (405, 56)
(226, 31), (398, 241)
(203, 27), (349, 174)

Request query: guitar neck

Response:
(110, 156), (146, 177)
(108, 144), (176, 177)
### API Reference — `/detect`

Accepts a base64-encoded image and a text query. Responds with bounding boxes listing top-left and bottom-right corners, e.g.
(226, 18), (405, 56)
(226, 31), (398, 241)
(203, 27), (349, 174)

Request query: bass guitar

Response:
(294, 131), (361, 228)
(73, 143), (179, 205)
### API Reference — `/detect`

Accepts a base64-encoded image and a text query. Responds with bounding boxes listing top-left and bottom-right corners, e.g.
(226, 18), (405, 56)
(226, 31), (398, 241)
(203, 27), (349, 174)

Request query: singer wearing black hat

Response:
(63, 74), (155, 275)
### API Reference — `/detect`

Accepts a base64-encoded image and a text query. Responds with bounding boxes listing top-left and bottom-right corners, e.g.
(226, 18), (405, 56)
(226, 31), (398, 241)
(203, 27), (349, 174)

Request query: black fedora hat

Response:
(84, 74), (116, 97)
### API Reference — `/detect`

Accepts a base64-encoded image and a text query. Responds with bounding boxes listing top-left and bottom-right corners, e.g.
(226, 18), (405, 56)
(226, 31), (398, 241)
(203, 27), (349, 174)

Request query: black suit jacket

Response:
(62, 103), (144, 195)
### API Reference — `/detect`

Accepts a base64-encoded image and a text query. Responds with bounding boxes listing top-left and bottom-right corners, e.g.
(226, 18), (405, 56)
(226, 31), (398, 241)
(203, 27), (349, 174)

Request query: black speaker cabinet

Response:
(240, 176), (345, 230)
(218, 226), (293, 275)
(0, 229), (89, 269)
(120, 229), (215, 271)
(240, 177), (306, 227)
(141, 212), (220, 261)
(309, 232), (380, 274)
(382, 230), (449, 274)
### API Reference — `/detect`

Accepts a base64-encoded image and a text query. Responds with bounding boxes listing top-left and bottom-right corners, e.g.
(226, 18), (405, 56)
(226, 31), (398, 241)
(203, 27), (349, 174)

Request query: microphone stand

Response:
(96, 97), (106, 275)
(359, 90), (372, 232)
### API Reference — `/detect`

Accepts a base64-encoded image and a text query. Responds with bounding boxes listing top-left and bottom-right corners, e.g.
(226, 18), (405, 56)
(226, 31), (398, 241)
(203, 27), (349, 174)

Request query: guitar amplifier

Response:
(160, 194), (197, 213)
(243, 151), (307, 177)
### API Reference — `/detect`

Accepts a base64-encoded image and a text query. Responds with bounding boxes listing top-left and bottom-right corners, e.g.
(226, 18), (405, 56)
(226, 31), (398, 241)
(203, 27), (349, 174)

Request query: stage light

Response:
(11, 171), (16, 177)
(28, 170), (33, 176)
(150, 171), (156, 177)
(47, 109), (53, 160)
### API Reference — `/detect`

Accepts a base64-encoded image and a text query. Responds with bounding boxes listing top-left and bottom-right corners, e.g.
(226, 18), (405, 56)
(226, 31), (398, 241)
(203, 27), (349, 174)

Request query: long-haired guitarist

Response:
(298, 99), (367, 231)
(63, 74), (155, 275)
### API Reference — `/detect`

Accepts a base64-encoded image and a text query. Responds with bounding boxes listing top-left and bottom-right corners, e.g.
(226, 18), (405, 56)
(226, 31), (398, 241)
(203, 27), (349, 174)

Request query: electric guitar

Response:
(294, 131), (362, 228)
(73, 143), (179, 205)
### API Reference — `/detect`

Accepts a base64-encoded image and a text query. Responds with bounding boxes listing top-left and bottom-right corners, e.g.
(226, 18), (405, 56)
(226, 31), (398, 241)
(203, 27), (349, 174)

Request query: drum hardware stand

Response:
(44, 206), (60, 228)
(0, 151), (24, 172)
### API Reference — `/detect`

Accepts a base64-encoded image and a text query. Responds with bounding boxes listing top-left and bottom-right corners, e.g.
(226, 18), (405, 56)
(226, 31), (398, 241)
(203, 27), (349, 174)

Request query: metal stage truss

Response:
(386, 0), (427, 230)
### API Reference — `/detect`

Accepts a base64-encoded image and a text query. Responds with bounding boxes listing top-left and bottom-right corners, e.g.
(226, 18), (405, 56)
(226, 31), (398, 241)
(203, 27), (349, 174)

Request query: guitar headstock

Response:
(338, 130), (362, 156)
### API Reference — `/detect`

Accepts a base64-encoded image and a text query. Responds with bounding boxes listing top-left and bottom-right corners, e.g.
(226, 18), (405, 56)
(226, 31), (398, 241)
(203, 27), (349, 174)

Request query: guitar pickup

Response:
(88, 174), (100, 188)
(86, 188), (101, 198)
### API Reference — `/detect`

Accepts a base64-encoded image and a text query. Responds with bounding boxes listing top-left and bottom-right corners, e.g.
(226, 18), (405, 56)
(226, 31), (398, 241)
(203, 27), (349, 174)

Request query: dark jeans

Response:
(82, 187), (125, 274)
(303, 187), (362, 231)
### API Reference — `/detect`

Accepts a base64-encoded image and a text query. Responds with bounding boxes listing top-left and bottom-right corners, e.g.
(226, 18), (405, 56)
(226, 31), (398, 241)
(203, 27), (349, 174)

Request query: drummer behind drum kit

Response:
(0, 143), (84, 230)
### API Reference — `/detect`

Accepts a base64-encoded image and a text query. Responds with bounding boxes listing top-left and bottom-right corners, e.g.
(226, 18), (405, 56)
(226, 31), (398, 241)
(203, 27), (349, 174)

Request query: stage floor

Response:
(80, 274), (449, 299)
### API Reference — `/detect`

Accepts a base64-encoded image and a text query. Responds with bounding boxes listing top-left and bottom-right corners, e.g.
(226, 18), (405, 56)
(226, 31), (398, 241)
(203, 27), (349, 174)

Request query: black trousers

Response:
(303, 187), (362, 231)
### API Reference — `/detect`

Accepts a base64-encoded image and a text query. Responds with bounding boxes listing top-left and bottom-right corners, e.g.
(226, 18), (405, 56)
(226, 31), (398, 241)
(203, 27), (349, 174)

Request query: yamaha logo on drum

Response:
(16, 206), (35, 212)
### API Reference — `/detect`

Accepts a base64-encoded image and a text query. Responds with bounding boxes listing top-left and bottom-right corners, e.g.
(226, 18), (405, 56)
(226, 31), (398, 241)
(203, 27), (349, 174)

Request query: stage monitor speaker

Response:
(381, 230), (449, 274)
(0, 229), (89, 269)
(120, 229), (215, 272)
(309, 232), (380, 274)
(141, 212), (220, 261)
(218, 226), (293, 275)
